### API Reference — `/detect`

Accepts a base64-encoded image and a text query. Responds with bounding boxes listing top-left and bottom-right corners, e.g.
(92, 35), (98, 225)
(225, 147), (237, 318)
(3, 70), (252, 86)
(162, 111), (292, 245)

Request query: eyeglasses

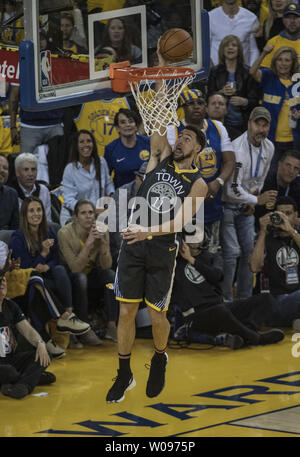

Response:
(184, 100), (206, 106)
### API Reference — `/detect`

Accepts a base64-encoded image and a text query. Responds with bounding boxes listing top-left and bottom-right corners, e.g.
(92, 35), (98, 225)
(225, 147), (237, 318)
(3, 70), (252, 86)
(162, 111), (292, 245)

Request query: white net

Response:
(129, 67), (194, 136)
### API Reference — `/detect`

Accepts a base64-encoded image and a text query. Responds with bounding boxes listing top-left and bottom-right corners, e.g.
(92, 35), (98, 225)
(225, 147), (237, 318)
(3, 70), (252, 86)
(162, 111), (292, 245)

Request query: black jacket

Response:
(207, 64), (260, 128)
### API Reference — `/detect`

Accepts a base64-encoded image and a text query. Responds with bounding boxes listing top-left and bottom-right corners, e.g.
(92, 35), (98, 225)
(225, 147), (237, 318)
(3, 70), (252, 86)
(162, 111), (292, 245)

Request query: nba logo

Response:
(40, 50), (53, 87)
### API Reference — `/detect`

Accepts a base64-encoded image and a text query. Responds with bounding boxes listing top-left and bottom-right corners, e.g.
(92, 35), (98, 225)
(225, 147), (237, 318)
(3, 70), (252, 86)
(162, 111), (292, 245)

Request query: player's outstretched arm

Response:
(146, 37), (172, 174)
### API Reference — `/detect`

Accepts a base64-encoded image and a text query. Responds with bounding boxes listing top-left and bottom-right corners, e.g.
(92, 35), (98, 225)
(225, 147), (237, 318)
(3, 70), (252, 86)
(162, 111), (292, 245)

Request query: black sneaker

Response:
(146, 352), (168, 398)
(259, 329), (285, 345)
(223, 334), (244, 350)
(106, 370), (136, 403)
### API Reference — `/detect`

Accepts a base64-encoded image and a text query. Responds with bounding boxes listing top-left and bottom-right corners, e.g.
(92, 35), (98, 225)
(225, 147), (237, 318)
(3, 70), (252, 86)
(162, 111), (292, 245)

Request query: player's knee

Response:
(119, 301), (140, 322)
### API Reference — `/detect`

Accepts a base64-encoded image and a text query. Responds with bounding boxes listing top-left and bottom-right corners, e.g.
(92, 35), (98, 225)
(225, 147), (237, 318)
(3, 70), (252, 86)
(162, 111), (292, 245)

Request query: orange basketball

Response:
(159, 28), (194, 63)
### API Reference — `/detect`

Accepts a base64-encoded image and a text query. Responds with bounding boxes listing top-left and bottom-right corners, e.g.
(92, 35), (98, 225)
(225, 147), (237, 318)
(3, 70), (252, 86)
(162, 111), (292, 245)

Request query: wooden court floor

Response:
(1, 329), (300, 438)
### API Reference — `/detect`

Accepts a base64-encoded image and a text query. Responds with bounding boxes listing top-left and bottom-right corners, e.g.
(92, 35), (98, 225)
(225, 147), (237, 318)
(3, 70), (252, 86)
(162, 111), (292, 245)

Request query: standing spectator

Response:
(208, 35), (259, 140)
(0, 154), (19, 230)
(221, 106), (276, 301)
(58, 199), (118, 344)
(60, 130), (115, 226)
(255, 0), (289, 51)
(12, 153), (52, 222)
(259, 3), (300, 70)
(250, 44), (300, 171)
(8, 84), (64, 154)
(104, 108), (150, 189)
(167, 89), (235, 252)
(0, 277), (52, 399)
(60, 13), (87, 54)
(208, 0), (260, 66)
(74, 97), (130, 156)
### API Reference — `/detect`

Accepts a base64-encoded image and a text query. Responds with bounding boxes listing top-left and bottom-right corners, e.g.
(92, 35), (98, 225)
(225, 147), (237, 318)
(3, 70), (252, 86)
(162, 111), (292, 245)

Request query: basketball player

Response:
(106, 44), (208, 403)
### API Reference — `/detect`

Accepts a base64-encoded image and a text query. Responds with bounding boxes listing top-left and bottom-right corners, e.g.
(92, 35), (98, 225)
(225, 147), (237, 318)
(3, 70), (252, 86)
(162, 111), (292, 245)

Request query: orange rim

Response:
(127, 66), (194, 82)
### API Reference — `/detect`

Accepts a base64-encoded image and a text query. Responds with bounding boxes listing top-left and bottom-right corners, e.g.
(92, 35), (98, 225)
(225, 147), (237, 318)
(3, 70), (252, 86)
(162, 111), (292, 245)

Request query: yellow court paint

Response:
(1, 330), (300, 437)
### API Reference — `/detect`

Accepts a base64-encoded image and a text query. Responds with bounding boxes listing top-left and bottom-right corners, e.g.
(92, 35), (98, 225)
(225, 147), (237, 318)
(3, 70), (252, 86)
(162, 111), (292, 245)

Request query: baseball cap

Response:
(178, 89), (205, 106)
(283, 3), (300, 16)
(134, 161), (148, 177)
(249, 106), (271, 123)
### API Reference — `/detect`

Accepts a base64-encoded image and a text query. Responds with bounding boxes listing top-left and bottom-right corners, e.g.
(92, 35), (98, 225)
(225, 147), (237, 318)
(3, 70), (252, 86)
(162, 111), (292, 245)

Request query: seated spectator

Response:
(250, 196), (300, 331)
(0, 154), (19, 230)
(259, 3), (300, 70)
(221, 107), (276, 301)
(57, 199), (118, 343)
(104, 108), (150, 189)
(171, 237), (284, 348)
(208, 0), (260, 67)
(208, 35), (259, 140)
(0, 241), (69, 359)
(250, 44), (300, 171)
(11, 153), (53, 222)
(0, 276), (54, 400)
(9, 197), (91, 351)
(255, 149), (300, 228)
(207, 92), (228, 124)
(60, 129), (115, 226)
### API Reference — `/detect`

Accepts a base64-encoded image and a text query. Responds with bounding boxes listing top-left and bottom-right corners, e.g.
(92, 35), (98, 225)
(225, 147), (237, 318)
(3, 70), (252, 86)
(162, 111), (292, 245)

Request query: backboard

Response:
(20, 0), (210, 111)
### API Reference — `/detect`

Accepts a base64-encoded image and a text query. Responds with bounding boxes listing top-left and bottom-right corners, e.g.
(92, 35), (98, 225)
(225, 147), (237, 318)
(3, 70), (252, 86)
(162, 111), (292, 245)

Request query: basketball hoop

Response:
(110, 64), (195, 136)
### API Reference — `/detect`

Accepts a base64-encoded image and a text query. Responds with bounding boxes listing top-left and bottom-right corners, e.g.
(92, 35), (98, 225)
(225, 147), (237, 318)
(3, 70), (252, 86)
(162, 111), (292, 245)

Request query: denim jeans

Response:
(265, 290), (300, 327)
(221, 203), (255, 301)
(70, 268), (119, 324)
(20, 124), (64, 154)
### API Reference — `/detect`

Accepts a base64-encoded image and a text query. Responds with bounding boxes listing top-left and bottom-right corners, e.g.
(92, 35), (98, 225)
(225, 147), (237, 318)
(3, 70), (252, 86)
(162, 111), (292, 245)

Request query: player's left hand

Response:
(121, 224), (151, 244)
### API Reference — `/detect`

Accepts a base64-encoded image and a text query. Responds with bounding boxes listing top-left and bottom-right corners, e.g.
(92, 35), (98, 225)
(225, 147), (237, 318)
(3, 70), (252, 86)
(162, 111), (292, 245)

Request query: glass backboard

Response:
(19, 0), (210, 111)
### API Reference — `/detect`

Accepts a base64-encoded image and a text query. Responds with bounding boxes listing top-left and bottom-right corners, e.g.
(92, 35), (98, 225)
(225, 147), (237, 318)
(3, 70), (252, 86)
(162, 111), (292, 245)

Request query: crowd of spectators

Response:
(0, 0), (299, 399)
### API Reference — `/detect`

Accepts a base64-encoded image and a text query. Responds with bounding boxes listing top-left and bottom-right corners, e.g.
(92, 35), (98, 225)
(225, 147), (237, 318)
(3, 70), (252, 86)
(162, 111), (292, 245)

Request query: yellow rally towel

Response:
(6, 269), (34, 299)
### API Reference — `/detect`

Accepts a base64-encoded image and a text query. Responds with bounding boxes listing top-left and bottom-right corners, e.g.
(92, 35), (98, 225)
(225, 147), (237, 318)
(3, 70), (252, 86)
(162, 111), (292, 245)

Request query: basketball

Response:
(159, 28), (194, 63)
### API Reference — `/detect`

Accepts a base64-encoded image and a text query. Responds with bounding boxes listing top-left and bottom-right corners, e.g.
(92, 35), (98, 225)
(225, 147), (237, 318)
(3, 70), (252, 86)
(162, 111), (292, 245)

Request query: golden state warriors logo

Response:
(147, 182), (178, 214)
(185, 263), (205, 284)
(276, 247), (299, 270)
(195, 147), (217, 179)
(139, 150), (150, 161)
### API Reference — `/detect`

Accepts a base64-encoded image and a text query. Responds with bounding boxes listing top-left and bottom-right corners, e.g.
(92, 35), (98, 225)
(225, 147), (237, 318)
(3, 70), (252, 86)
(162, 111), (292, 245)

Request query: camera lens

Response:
(270, 212), (283, 225)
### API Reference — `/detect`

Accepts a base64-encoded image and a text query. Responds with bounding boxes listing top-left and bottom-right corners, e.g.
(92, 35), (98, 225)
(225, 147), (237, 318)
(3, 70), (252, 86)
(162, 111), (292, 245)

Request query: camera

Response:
(270, 212), (283, 225)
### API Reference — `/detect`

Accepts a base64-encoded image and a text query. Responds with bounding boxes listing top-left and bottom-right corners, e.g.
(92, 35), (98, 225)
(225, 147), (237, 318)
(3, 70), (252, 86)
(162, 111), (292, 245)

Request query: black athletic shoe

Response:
(146, 352), (168, 398)
(259, 329), (285, 345)
(38, 371), (56, 386)
(223, 334), (245, 350)
(106, 370), (136, 403)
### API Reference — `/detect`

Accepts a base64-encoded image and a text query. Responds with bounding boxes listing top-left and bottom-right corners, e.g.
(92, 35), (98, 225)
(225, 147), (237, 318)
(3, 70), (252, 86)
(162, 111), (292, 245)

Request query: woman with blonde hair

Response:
(208, 34), (259, 139)
(250, 45), (300, 171)
(256, 0), (289, 49)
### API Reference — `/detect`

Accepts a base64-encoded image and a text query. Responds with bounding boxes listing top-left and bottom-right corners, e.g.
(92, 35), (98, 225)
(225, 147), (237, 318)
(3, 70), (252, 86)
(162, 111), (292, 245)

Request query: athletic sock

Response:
(118, 353), (131, 374)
